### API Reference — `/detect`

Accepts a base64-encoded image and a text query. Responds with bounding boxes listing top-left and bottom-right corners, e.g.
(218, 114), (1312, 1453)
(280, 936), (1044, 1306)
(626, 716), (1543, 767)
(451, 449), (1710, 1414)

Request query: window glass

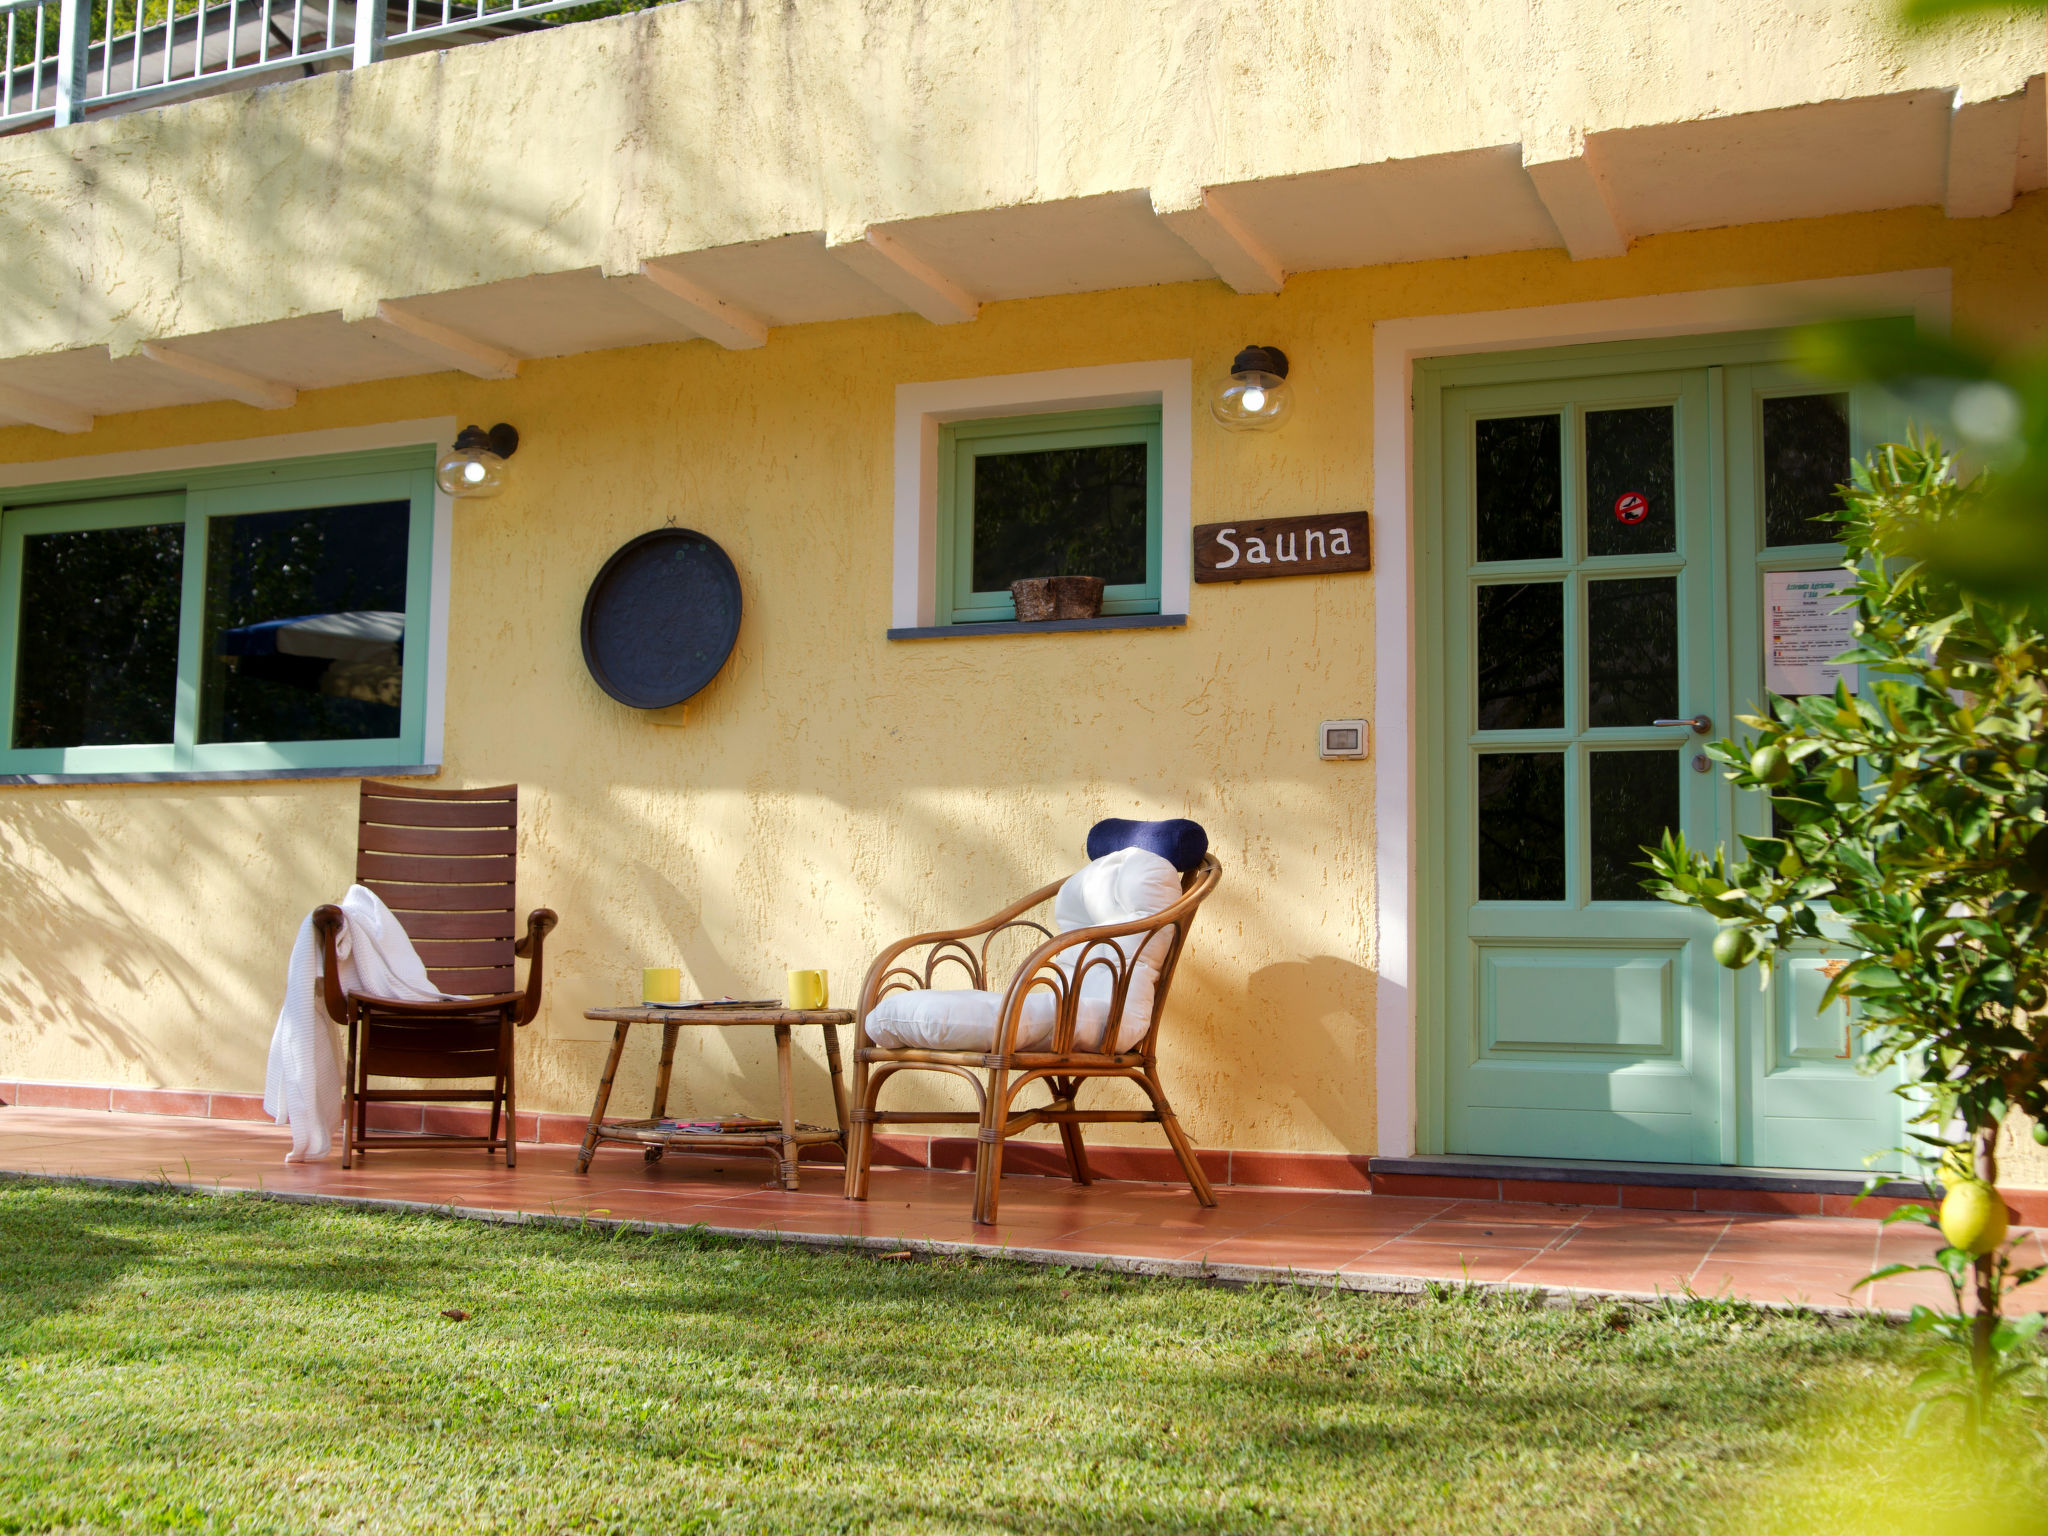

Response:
(1762, 394), (1850, 546)
(940, 407), (1160, 623)
(1589, 750), (1680, 900)
(200, 501), (410, 744)
(1478, 751), (1565, 900)
(11, 520), (184, 750)
(971, 444), (1147, 592)
(1474, 414), (1561, 563)
(1585, 405), (1675, 557)
(1586, 577), (1678, 728)
(1475, 582), (1564, 731)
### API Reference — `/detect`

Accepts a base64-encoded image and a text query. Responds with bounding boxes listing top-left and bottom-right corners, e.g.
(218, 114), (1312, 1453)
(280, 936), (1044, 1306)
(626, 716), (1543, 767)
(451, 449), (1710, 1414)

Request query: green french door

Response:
(1420, 334), (1904, 1172)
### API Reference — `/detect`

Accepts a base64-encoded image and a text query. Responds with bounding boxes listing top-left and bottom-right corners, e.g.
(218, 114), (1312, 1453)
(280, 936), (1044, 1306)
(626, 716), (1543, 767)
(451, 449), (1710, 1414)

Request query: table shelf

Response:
(575, 1006), (853, 1190)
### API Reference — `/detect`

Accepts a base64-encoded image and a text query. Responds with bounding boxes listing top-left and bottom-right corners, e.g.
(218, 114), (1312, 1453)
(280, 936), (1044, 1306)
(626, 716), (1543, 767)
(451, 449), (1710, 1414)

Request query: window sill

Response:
(887, 614), (1186, 641)
(0, 763), (440, 788)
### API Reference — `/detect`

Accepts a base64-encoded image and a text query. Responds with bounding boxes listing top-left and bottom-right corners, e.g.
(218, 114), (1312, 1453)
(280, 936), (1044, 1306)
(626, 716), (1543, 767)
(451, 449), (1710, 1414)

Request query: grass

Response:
(0, 1181), (2040, 1535)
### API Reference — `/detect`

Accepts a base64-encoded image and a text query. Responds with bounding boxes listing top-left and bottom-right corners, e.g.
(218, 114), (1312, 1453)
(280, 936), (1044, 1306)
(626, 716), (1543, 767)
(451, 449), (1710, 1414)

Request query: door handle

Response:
(1653, 715), (1713, 734)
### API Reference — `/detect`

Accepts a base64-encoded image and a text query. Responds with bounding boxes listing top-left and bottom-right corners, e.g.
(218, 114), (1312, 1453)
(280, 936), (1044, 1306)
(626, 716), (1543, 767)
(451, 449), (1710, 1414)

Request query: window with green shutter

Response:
(935, 406), (1163, 624)
(0, 448), (437, 779)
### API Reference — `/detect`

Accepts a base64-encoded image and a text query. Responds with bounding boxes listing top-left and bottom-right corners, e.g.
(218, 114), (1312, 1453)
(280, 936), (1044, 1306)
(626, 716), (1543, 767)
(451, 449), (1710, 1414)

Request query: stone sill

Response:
(886, 614), (1186, 640)
(0, 764), (439, 788)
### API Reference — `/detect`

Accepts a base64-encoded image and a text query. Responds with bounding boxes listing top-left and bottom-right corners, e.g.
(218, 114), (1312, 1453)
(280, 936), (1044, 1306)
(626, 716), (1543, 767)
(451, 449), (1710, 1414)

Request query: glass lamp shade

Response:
(1210, 346), (1294, 432)
(435, 444), (508, 498)
(434, 423), (519, 498)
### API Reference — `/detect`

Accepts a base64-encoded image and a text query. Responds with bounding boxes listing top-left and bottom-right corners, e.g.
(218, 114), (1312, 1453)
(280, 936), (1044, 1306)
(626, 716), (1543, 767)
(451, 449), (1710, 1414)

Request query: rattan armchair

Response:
(843, 853), (1221, 1225)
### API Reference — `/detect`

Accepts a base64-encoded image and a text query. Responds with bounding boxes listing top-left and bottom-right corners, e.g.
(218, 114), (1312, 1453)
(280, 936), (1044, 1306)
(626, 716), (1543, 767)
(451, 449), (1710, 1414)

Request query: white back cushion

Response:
(1049, 846), (1184, 1051)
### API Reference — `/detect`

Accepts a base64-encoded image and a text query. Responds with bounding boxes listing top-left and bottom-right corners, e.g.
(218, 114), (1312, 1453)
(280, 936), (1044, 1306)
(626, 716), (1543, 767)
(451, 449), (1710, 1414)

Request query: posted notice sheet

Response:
(1765, 569), (1859, 696)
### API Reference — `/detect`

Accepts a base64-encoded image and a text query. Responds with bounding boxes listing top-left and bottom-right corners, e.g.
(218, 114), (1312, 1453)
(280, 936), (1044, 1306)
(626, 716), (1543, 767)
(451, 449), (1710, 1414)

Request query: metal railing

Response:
(2, 0), (605, 132)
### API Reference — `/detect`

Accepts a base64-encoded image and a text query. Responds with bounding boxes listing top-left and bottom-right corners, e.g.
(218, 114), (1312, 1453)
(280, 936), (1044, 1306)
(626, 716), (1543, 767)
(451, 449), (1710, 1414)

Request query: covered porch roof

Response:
(0, 0), (2042, 436)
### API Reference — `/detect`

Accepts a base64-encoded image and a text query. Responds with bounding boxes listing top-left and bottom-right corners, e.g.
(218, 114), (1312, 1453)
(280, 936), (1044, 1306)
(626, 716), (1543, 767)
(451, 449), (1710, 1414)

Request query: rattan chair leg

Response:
(973, 1067), (1013, 1225)
(844, 1055), (875, 1201)
(1058, 1122), (1094, 1185)
(1053, 1079), (1093, 1184)
(1142, 1067), (1215, 1206)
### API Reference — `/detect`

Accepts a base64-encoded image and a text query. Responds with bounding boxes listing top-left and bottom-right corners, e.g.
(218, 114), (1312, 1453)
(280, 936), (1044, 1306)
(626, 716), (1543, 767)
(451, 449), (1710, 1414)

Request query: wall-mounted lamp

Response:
(435, 423), (520, 498)
(1210, 346), (1294, 432)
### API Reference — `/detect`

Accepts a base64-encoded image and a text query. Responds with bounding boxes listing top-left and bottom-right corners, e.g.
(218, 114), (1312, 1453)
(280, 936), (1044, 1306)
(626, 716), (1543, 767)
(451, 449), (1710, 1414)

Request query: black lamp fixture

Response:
(1210, 346), (1294, 432)
(435, 422), (520, 498)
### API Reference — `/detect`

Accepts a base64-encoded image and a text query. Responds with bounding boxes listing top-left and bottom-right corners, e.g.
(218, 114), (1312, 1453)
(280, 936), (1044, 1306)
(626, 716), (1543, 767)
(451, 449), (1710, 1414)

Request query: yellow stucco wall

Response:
(4, 195), (2047, 1183)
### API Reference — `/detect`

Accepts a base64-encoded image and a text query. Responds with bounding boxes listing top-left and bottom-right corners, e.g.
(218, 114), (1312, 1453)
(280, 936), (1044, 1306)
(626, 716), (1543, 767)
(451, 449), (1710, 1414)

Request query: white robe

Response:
(263, 884), (460, 1162)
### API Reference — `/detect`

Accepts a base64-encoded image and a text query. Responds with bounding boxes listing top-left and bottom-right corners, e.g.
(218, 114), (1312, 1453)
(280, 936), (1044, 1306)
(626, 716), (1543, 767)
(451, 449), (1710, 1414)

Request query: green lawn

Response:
(0, 1182), (2039, 1535)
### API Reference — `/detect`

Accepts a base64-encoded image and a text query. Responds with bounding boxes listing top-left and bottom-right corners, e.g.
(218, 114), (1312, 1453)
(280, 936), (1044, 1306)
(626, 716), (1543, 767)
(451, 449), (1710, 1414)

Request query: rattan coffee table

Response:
(576, 1006), (854, 1190)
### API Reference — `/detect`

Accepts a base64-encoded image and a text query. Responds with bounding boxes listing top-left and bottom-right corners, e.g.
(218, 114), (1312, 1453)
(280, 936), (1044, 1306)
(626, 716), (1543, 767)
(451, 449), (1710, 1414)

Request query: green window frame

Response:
(935, 405), (1164, 624)
(0, 447), (438, 779)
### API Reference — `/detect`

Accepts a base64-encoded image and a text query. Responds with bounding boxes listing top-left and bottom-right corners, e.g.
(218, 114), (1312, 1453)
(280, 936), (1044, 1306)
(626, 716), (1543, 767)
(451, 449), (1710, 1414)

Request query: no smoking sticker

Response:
(1614, 491), (1649, 525)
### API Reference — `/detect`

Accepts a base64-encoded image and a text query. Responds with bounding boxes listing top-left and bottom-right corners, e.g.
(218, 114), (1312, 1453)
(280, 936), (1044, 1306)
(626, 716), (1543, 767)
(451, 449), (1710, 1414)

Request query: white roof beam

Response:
(1522, 132), (1630, 261)
(1151, 187), (1284, 294)
(136, 342), (297, 409)
(1944, 88), (2025, 219)
(0, 382), (92, 434)
(610, 262), (769, 350)
(366, 301), (521, 380)
(826, 229), (979, 325)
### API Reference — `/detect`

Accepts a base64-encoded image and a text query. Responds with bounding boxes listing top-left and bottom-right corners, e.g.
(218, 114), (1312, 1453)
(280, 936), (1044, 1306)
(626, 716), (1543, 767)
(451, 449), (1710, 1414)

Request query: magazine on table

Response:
(642, 997), (782, 1010)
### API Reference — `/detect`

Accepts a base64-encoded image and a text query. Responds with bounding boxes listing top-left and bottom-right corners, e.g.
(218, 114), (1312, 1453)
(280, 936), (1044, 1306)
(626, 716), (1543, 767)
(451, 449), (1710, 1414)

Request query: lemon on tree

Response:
(1938, 1179), (2009, 1258)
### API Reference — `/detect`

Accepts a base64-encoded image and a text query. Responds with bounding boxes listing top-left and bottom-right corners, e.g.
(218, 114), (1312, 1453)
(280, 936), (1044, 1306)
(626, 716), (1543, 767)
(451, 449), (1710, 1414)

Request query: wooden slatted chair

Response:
(312, 781), (557, 1167)
(844, 843), (1221, 1226)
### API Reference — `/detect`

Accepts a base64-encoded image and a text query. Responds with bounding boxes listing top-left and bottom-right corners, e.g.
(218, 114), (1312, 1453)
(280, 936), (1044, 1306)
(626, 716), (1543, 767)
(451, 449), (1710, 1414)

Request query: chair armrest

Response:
(855, 878), (1066, 1034)
(513, 908), (558, 1025)
(310, 905), (349, 1023)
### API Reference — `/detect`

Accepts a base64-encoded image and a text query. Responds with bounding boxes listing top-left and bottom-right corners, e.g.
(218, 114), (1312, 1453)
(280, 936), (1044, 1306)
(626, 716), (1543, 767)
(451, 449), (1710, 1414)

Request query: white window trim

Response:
(892, 361), (1193, 629)
(1369, 268), (1953, 1159)
(0, 417), (458, 779)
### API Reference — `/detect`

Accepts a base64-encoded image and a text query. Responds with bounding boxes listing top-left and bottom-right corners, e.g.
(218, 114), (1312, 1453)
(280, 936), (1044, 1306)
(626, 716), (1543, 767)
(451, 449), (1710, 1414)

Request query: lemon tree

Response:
(1646, 439), (2048, 1434)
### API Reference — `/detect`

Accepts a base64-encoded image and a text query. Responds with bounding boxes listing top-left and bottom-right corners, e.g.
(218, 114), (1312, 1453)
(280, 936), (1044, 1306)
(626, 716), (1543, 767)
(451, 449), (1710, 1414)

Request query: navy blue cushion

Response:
(1086, 818), (1209, 873)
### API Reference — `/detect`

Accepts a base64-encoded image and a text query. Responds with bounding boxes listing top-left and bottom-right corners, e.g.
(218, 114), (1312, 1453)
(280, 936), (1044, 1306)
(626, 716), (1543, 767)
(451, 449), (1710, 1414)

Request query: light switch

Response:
(1320, 719), (1369, 759)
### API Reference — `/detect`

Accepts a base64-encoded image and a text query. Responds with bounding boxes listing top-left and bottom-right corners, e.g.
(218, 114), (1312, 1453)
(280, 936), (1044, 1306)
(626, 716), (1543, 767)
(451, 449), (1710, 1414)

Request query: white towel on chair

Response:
(263, 883), (460, 1163)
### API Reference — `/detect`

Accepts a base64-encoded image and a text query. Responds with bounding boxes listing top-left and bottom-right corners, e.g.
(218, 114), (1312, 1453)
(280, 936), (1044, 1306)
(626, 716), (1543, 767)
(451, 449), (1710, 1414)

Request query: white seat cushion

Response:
(866, 847), (1185, 1054)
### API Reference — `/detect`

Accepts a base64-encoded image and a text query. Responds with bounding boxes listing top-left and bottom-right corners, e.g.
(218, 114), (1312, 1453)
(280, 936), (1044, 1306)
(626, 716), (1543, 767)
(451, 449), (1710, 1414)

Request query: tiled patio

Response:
(4, 1105), (2041, 1316)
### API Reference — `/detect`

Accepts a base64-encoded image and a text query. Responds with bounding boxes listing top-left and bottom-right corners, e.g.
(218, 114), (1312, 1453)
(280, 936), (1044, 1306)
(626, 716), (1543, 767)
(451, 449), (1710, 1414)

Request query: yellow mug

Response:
(785, 968), (828, 1010)
(641, 967), (683, 1005)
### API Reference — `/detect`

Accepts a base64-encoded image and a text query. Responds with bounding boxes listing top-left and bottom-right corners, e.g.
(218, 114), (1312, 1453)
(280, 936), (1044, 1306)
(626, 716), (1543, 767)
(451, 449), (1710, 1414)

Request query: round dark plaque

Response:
(580, 528), (742, 709)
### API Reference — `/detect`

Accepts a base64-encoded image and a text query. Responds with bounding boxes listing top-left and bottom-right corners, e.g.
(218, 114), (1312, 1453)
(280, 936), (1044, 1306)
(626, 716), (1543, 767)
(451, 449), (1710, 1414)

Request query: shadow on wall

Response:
(0, 788), (353, 1091)
(1241, 954), (1377, 1146)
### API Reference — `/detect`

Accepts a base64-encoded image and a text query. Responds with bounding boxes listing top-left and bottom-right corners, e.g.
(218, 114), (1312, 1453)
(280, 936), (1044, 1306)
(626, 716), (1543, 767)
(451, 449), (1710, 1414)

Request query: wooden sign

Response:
(1193, 512), (1371, 583)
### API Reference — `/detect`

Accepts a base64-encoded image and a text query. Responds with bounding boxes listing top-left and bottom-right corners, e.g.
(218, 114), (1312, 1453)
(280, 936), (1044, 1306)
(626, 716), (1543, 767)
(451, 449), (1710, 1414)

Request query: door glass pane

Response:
(200, 501), (410, 744)
(1590, 750), (1680, 900)
(1585, 405), (1675, 557)
(1478, 752), (1565, 900)
(11, 521), (184, 750)
(1586, 576), (1678, 728)
(971, 444), (1147, 593)
(1476, 582), (1564, 731)
(1762, 394), (1849, 546)
(1474, 415), (1561, 563)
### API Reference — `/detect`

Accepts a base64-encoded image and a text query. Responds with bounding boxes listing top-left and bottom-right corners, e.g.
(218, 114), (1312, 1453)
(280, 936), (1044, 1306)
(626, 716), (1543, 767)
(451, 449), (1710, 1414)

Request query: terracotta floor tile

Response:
(1438, 1198), (1603, 1223)
(1400, 1215), (1581, 1246)
(4, 1106), (2037, 1313)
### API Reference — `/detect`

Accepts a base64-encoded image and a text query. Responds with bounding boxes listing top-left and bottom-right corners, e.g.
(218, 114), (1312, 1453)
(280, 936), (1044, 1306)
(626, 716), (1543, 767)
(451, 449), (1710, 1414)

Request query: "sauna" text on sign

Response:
(1193, 512), (1372, 583)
